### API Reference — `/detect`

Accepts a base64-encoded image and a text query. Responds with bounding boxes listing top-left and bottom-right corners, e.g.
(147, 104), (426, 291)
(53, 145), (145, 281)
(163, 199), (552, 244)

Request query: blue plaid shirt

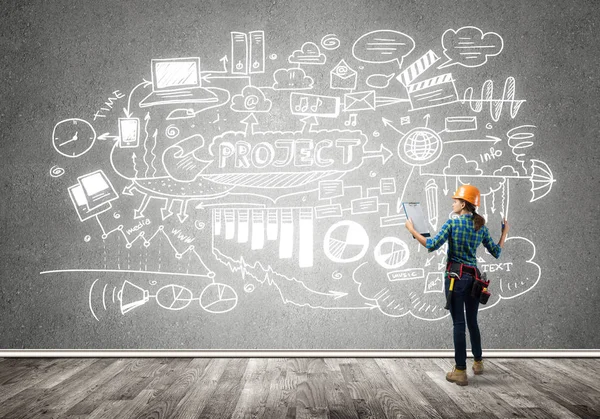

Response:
(425, 214), (501, 266)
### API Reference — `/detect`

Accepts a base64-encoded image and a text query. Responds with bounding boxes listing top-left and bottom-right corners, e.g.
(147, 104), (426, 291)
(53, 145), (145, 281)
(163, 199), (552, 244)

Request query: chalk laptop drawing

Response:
(402, 202), (431, 237)
(139, 57), (218, 107)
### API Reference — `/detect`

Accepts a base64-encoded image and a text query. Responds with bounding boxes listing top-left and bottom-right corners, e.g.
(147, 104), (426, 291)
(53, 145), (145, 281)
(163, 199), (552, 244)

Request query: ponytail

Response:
(472, 210), (485, 231)
(464, 202), (485, 231)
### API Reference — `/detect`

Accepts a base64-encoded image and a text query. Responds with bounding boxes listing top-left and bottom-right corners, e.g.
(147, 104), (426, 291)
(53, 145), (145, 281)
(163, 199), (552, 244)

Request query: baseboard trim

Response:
(0, 349), (598, 358)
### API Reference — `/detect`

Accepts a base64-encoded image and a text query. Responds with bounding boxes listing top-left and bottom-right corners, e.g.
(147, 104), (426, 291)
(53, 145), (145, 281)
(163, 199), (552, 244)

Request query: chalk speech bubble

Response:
(439, 26), (503, 69)
(492, 236), (540, 300)
(352, 30), (415, 67)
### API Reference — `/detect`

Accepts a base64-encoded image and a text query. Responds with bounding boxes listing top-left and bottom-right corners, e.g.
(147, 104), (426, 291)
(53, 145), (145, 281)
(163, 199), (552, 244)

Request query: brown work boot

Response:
(473, 360), (484, 375)
(446, 367), (468, 386)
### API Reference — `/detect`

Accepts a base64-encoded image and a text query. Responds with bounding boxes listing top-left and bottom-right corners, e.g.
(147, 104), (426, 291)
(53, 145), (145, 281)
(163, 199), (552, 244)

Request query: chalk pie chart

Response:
(374, 237), (410, 269)
(199, 282), (238, 313)
(324, 220), (369, 263)
(156, 285), (194, 311)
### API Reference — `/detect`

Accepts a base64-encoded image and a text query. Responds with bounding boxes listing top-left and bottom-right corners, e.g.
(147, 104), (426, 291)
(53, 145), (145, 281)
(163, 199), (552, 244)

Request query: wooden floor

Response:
(0, 358), (599, 418)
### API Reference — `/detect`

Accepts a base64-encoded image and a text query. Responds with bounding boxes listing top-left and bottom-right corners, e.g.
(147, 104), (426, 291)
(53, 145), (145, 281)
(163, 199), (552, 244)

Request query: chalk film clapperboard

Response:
(396, 50), (458, 110)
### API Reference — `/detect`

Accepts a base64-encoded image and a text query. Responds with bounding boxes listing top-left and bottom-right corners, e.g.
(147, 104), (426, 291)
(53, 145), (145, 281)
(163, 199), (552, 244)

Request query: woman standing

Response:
(405, 185), (509, 386)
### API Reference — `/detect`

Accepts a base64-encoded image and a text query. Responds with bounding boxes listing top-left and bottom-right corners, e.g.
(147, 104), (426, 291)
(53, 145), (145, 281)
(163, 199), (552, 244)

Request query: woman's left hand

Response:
(405, 218), (414, 232)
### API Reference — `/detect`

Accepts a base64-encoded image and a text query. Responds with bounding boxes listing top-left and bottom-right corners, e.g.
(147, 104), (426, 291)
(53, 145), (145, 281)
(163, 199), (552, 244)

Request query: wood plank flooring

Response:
(0, 358), (599, 418)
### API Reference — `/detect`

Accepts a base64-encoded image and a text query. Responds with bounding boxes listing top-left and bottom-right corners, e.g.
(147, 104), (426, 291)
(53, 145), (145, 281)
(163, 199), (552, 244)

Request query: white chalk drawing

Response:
(461, 77), (525, 121)
(50, 165), (65, 177)
(324, 220), (369, 263)
(52, 118), (97, 158)
(289, 42), (326, 65)
(290, 92), (340, 118)
(140, 58), (219, 107)
(397, 50), (458, 110)
(374, 237), (410, 269)
(230, 86), (272, 113)
(272, 67), (314, 90)
(231, 31), (266, 74)
(445, 116), (478, 132)
(352, 30), (415, 68)
(366, 73), (395, 89)
(320, 34), (341, 51)
(330, 59), (357, 90)
(43, 26), (555, 321)
(439, 26), (503, 69)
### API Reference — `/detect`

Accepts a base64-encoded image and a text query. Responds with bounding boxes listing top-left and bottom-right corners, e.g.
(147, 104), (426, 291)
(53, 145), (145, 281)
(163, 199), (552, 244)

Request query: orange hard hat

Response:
(453, 184), (480, 206)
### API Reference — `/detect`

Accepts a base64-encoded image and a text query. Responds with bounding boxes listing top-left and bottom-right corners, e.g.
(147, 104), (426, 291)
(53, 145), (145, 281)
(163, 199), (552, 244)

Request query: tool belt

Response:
(446, 261), (491, 304)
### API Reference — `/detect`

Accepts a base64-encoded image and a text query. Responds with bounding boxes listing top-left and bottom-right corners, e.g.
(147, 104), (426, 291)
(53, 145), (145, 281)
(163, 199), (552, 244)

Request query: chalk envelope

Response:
(330, 60), (357, 90)
(344, 91), (376, 112)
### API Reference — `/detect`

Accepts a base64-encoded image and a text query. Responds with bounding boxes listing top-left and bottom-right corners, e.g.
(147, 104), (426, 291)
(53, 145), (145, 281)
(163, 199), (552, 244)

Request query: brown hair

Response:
(464, 201), (485, 231)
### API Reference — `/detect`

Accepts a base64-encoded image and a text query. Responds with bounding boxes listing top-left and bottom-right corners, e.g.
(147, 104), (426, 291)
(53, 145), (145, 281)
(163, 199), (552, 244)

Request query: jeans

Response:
(445, 272), (482, 370)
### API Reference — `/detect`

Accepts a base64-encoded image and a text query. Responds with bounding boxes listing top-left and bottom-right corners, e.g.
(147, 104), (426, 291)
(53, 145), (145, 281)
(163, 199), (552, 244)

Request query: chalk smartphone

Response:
(402, 202), (431, 238)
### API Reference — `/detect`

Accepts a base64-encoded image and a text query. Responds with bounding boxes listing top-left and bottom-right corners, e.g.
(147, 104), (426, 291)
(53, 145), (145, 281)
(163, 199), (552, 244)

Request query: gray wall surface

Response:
(1, 0), (599, 350)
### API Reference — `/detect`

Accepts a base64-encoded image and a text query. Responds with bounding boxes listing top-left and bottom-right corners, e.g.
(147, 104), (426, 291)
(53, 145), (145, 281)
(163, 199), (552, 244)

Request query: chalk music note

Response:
(310, 98), (323, 112)
(294, 97), (309, 112)
(344, 113), (357, 127)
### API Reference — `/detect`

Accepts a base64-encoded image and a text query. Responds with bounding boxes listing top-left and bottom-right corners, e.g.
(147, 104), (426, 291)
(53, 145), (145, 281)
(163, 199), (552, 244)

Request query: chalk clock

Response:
(52, 118), (96, 158)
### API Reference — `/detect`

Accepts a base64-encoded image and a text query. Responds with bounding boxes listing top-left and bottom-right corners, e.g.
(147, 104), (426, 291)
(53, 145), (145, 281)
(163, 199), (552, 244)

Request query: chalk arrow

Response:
(122, 182), (136, 196)
(125, 79), (152, 117)
(328, 290), (348, 300)
(98, 132), (120, 141)
(220, 55), (228, 72)
(202, 73), (251, 84)
(300, 115), (319, 133)
(425, 255), (436, 267)
(445, 136), (502, 145)
(443, 174), (449, 195)
(241, 113), (258, 136)
(381, 117), (405, 136)
(364, 144), (393, 165)
(161, 199), (175, 220)
(177, 200), (190, 223)
(134, 193), (151, 219)
(200, 56), (230, 79)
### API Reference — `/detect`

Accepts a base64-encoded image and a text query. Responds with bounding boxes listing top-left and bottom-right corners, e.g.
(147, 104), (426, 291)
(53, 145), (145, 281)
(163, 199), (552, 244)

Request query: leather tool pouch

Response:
(447, 262), (491, 304)
(471, 272), (491, 303)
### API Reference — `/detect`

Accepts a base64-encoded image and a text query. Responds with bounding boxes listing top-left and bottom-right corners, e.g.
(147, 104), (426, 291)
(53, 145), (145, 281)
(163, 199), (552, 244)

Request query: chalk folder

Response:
(402, 202), (431, 238)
